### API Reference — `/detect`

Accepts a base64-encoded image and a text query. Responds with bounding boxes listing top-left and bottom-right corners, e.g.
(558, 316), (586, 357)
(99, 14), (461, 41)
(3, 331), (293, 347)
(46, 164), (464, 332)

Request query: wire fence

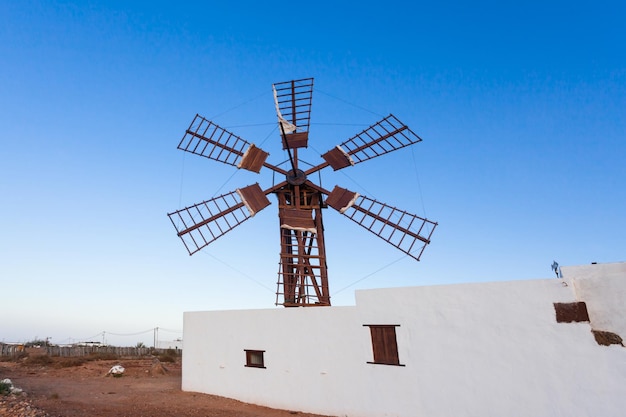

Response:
(0, 343), (181, 358)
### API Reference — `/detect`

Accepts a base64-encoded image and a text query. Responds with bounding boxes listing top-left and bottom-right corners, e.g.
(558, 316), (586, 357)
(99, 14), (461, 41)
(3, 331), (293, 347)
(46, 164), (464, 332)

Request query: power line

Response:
(334, 254), (408, 295)
(200, 250), (275, 293)
(316, 88), (383, 118)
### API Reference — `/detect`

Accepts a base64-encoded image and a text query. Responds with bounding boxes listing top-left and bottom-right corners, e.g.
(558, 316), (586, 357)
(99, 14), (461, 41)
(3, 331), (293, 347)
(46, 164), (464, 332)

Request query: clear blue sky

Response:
(1, 0), (624, 347)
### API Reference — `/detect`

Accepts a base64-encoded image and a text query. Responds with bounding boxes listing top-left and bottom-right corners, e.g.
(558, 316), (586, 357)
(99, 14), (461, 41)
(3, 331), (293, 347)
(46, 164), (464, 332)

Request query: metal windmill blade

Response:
(318, 114), (422, 171)
(272, 78), (313, 149)
(178, 114), (271, 173)
(168, 184), (271, 255)
(168, 77), (437, 308)
(325, 186), (436, 261)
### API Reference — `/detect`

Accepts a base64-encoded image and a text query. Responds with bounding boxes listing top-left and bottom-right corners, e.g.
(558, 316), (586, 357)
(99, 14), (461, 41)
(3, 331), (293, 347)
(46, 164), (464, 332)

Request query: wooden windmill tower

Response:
(168, 78), (437, 307)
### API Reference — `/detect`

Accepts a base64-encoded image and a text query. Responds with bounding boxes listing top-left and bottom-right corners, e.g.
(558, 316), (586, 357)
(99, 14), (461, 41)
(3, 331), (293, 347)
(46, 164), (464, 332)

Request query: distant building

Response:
(157, 338), (183, 351)
(73, 341), (107, 348)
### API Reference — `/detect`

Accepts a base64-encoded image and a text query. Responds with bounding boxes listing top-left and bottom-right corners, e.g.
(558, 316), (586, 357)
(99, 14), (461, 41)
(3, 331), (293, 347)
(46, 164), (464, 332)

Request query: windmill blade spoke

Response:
(321, 114), (422, 170)
(326, 186), (437, 261)
(178, 114), (269, 173)
(168, 184), (271, 255)
(273, 78), (314, 149)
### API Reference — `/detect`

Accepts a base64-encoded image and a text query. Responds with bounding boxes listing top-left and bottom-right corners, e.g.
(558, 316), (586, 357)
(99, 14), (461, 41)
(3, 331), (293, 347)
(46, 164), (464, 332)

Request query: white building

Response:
(157, 338), (183, 351)
(182, 262), (626, 417)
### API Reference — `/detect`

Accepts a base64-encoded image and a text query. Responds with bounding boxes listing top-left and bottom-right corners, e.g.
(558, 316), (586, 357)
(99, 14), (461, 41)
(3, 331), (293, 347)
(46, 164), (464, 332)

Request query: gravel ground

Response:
(0, 357), (332, 417)
(1, 393), (50, 417)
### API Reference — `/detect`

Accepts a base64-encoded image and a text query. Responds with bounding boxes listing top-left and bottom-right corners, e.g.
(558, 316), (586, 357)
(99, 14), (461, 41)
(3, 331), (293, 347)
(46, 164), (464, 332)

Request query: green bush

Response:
(0, 381), (12, 396)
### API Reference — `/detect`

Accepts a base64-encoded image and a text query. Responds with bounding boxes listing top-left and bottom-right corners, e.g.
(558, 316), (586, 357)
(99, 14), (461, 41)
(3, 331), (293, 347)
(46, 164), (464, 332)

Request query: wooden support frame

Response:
(275, 184), (330, 307)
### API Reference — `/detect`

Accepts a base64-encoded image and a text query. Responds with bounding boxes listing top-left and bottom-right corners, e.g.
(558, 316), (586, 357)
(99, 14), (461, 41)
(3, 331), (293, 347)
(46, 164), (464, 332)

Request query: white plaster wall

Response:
(562, 262), (626, 339)
(183, 306), (367, 416)
(183, 263), (626, 417)
(354, 278), (626, 417)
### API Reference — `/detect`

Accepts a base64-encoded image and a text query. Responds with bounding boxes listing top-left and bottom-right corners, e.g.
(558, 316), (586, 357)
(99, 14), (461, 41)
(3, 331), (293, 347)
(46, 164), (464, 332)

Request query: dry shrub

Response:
(25, 355), (53, 366)
(158, 352), (176, 363)
(86, 352), (119, 361)
(55, 357), (87, 368)
(150, 360), (169, 376)
(53, 352), (119, 368)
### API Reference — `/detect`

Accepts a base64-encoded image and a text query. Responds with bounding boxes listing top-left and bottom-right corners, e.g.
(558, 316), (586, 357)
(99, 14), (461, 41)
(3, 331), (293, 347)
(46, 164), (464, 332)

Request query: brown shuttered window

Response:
(244, 349), (266, 368)
(364, 324), (405, 366)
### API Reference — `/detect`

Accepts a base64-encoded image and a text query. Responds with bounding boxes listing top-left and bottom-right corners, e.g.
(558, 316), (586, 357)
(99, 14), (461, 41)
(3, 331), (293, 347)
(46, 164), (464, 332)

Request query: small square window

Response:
(244, 349), (266, 368)
(364, 324), (405, 366)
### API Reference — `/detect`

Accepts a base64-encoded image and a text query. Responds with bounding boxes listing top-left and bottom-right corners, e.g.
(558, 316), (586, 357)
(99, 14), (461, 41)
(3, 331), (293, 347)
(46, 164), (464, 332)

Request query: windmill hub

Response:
(286, 169), (307, 185)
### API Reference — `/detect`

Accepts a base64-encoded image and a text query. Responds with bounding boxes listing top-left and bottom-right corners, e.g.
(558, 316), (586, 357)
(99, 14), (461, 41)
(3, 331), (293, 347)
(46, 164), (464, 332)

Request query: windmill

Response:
(168, 78), (437, 307)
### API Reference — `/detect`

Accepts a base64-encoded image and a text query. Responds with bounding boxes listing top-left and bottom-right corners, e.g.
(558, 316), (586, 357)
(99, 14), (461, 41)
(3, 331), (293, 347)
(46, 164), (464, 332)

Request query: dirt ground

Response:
(0, 357), (333, 417)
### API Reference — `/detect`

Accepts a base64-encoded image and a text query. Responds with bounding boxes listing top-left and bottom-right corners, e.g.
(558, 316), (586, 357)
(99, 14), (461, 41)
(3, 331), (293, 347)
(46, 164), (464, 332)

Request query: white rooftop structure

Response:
(182, 262), (626, 417)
